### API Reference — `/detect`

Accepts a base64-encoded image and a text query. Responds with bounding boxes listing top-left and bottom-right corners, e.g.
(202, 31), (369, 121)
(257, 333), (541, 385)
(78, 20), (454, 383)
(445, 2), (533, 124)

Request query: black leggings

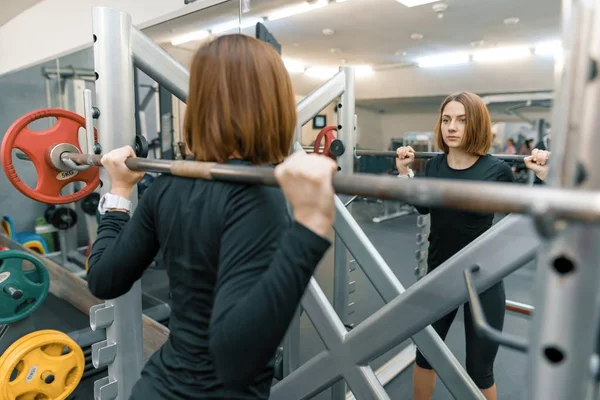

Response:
(415, 281), (506, 389)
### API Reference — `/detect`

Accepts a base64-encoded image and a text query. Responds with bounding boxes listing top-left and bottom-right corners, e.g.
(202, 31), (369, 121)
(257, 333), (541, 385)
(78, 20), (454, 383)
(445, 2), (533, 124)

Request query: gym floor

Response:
(3, 199), (534, 399)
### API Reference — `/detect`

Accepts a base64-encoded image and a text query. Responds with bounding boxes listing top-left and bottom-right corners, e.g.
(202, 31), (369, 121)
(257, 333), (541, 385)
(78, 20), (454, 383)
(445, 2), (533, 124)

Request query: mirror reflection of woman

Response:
(396, 92), (549, 400)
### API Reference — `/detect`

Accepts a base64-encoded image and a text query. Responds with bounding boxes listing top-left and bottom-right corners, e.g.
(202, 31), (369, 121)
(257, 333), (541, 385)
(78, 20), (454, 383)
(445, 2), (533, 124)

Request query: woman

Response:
(519, 139), (534, 155)
(86, 34), (337, 399)
(395, 92), (549, 400)
(505, 138), (517, 155)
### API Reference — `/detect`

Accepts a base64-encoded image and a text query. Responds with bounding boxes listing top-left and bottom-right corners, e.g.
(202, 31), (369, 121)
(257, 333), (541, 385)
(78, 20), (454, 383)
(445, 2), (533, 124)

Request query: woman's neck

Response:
(446, 148), (480, 170)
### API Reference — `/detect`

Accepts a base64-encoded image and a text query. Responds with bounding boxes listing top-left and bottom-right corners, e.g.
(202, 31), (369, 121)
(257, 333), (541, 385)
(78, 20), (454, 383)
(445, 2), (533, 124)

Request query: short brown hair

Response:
(184, 34), (296, 165)
(434, 92), (492, 156)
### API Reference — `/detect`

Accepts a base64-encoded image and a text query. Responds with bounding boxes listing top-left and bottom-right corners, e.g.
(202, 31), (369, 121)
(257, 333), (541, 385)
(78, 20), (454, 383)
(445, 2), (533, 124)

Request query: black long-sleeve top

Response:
(414, 154), (516, 270)
(87, 159), (331, 399)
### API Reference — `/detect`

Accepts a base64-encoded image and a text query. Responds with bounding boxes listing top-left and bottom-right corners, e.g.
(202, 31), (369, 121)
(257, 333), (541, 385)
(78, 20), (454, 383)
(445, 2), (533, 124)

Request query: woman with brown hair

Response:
(396, 92), (550, 400)
(86, 34), (337, 399)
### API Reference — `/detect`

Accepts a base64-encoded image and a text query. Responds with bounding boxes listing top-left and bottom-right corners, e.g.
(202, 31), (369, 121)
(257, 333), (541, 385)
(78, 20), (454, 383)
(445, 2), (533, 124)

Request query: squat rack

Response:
(86, 1), (600, 399)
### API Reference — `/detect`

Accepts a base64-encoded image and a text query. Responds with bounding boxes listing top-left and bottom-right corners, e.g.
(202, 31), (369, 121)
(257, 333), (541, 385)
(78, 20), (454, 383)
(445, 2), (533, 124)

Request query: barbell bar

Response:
(354, 150), (527, 163)
(19, 150), (528, 164)
(53, 151), (600, 222)
(301, 147), (526, 163)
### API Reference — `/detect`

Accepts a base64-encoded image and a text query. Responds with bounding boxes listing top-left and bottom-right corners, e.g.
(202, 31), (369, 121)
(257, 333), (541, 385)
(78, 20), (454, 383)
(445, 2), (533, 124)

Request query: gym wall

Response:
(355, 107), (384, 150)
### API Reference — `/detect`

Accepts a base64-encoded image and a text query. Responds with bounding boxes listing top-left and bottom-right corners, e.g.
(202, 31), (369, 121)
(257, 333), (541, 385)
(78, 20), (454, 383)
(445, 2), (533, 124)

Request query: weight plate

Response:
(329, 139), (345, 157)
(0, 250), (50, 324)
(0, 329), (84, 400)
(81, 192), (100, 216)
(135, 135), (149, 158)
(48, 207), (78, 230)
(1, 108), (100, 205)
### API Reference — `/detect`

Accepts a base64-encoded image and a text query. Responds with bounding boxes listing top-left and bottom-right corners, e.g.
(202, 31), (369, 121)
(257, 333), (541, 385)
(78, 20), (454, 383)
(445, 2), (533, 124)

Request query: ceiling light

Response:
(268, 0), (328, 21)
(305, 66), (339, 79)
(330, 48), (342, 53)
(504, 17), (520, 25)
(171, 30), (210, 46)
(432, 3), (447, 19)
(396, 0), (441, 7)
(470, 40), (485, 47)
(211, 17), (265, 34)
(473, 46), (532, 63)
(283, 57), (306, 73)
(535, 40), (562, 57)
(355, 65), (375, 77)
(322, 28), (335, 36)
(417, 52), (470, 68)
(410, 33), (424, 40)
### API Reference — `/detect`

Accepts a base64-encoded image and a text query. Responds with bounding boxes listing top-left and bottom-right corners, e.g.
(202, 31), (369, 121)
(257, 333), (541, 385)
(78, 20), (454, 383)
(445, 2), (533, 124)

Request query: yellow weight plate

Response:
(0, 329), (85, 400)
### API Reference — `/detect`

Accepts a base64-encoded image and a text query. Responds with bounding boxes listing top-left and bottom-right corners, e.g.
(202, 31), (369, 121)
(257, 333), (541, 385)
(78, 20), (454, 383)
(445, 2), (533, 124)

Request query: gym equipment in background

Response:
(1, 216), (50, 254)
(0, 250), (50, 343)
(0, 330), (85, 400)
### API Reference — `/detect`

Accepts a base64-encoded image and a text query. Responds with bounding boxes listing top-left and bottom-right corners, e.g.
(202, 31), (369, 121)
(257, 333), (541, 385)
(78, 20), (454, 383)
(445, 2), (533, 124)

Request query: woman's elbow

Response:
(87, 266), (118, 300)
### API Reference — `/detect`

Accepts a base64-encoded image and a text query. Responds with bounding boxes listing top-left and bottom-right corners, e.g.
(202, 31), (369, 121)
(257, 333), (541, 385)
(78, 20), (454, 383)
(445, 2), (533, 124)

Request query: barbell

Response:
(2, 108), (600, 222)
(310, 125), (527, 163)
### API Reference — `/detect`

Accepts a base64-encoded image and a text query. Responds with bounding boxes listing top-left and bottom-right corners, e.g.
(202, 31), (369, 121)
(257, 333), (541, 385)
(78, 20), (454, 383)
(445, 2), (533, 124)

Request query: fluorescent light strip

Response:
(355, 65), (375, 77)
(417, 52), (470, 68)
(211, 17), (265, 34)
(395, 0), (441, 7)
(535, 40), (562, 57)
(283, 57), (306, 73)
(268, 0), (329, 21)
(305, 66), (339, 79)
(472, 46), (532, 63)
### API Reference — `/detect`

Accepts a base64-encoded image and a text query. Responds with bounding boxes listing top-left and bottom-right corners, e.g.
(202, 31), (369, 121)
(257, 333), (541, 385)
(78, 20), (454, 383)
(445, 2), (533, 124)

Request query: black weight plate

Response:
(81, 193), (100, 216)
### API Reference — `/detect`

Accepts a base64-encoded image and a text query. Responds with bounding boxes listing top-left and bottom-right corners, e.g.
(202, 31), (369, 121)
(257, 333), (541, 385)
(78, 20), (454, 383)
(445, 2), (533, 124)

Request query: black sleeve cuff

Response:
(289, 220), (332, 257)
(100, 211), (131, 222)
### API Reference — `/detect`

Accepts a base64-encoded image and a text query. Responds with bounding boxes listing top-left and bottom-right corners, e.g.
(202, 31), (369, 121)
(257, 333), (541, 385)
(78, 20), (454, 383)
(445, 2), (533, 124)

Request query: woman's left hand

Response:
(101, 146), (145, 196)
(524, 148), (551, 181)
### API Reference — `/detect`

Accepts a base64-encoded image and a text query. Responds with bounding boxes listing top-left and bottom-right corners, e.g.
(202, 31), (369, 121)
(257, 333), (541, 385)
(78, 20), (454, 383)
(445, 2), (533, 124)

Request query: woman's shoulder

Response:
(424, 153), (446, 171)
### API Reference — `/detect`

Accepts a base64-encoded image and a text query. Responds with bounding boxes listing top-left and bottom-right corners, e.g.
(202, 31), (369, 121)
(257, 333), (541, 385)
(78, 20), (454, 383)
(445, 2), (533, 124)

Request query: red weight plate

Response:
(313, 126), (338, 160)
(1, 108), (100, 204)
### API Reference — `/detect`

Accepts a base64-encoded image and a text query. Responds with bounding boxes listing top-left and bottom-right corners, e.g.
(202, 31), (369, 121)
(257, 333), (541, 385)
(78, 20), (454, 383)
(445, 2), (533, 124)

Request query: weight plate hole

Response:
(14, 298), (35, 314)
(41, 343), (67, 357)
(61, 345), (71, 356)
(66, 366), (78, 387)
(9, 360), (24, 382)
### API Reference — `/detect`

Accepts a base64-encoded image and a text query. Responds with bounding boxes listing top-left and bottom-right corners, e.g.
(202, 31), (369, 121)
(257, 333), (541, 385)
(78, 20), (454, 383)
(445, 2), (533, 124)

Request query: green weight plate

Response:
(0, 250), (50, 324)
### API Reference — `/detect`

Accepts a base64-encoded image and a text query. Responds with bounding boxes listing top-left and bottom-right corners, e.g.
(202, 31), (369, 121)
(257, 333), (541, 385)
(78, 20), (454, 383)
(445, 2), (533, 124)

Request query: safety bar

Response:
(506, 299), (534, 316)
(464, 266), (529, 352)
(131, 27), (189, 103)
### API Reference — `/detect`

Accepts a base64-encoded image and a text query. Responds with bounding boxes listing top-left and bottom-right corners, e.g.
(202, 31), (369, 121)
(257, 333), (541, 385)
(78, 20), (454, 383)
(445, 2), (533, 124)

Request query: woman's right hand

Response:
(275, 152), (337, 238)
(396, 146), (415, 174)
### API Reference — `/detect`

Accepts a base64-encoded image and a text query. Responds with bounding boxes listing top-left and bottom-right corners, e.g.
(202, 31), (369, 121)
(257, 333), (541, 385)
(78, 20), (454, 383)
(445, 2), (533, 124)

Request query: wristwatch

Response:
(398, 168), (414, 179)
(98, 193), (132, 215)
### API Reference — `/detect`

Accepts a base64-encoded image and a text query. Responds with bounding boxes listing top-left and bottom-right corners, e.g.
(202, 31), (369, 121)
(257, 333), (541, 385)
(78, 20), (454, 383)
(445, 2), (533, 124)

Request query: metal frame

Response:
(271, 214), (539, 400)
(89, 7), (475, 399)
(87, 1), (600, 399)
(89, 8), (144, 400)
(526, 1), (600, 399)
